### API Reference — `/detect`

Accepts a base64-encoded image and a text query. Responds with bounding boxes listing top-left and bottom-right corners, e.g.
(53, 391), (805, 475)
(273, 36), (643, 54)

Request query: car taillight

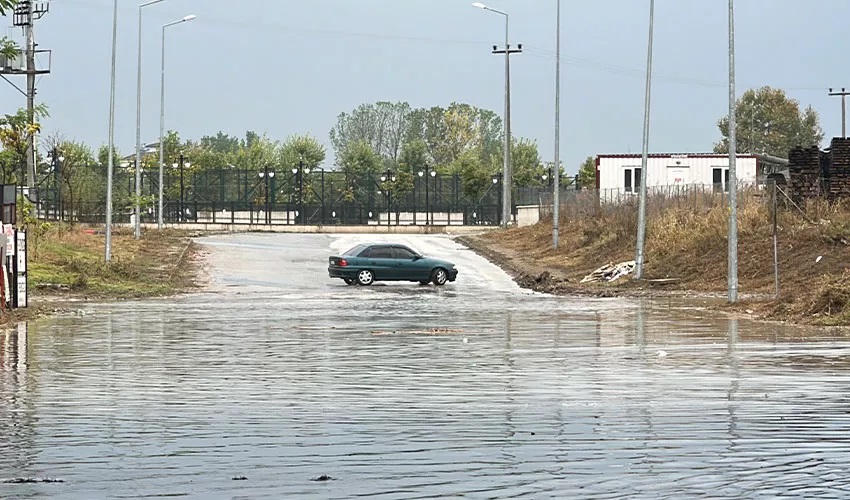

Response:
(338, 259), (347, 267)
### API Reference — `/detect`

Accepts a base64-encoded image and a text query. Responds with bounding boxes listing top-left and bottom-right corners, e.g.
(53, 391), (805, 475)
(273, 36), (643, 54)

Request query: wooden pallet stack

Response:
(788, 146), (822, 201)
(827, 137), (850, 200)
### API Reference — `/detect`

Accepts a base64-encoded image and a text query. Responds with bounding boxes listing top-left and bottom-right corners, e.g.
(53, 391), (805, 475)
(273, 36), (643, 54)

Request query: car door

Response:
(392, 246), (429, 281)
(362, 245), (396, 280)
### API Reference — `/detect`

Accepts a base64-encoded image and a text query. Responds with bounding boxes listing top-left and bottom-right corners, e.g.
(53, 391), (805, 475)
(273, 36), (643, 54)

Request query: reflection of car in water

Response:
(328, 243), (458, 286)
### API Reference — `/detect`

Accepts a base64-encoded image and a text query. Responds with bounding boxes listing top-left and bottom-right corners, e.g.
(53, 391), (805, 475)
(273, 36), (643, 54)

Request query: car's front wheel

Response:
(356, 269), (375, 286)
(431, 268), (448, 286)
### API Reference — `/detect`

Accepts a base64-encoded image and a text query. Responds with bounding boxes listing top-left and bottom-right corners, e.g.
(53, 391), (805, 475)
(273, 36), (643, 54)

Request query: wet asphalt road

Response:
(2, 233), (850, 499)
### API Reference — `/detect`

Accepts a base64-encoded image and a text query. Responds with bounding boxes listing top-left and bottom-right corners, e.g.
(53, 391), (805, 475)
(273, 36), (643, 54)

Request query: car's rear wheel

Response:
(343, 278), (356, 285)
(431, 268), (448, 286)
(356, 269), (375, 286)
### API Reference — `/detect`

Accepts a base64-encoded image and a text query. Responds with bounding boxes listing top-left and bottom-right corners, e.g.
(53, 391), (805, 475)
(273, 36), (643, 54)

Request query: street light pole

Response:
(552, 0), (561, 249)
(135, 0), (169, 240)
(634, 0), (655, 280)
(105, 0), (119, 262)
(158, 14), (196, 230)
(473, 2), (521, 228)
(727, 0), (739, 303)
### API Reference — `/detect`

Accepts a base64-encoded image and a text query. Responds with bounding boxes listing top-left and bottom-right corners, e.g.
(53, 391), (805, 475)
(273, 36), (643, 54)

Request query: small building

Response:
(595, 153), (760, 197)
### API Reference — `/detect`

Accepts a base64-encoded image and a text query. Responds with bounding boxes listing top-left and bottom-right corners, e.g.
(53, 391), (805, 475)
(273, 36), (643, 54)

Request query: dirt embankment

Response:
(458, 193), (850, 327)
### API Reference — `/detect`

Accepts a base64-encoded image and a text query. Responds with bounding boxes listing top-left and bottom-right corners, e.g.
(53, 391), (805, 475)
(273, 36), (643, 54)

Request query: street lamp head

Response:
(430, 171), (437, 177)
(472, 2), (487, 8)
(304, 168), (311, 174)
(258, 172), (265, 178)
(268, 171), (275, 178)
(492, 177), (498, 184)
(58, 156), (65, 162)
(182, 14), (196, 22)
(380, 175), (387, 182)
(418, 171), (424, 177)
(291, 167), (298, 174)
(185, 161), (191, 168)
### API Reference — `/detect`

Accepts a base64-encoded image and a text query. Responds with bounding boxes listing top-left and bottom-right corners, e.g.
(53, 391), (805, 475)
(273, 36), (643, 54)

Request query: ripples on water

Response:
(3, 254), (850, 498)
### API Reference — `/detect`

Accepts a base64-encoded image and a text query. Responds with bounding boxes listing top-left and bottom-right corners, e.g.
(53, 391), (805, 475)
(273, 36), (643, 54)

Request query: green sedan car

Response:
(328, 243), (459, 286)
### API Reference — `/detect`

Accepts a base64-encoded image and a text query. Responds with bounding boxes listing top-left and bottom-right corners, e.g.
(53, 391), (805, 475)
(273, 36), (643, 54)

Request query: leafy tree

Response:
(714, 86), (824, 158)
(0, 0), (17, 15)
(490, 138), (542, 188)
(0, 37), (19, 59)
(44, 135), (98, 222)
(339, 140), (382, 180)
(329, 101), (412, 163)
(279, 134), (326, 170)
(577, 156), (596, 189)
(0, 105), (48, 183)
(199, 131), (241, 155)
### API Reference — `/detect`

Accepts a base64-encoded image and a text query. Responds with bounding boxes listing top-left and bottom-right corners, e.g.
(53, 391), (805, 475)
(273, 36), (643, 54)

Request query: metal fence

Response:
(34, 165), (515, 226)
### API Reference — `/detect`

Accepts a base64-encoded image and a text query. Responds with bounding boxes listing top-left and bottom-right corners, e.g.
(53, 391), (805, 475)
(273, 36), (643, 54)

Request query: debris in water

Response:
(312, 474), (333, 482)
(372, 328), (464, 336)
(4, 478), (65, 484)
(232, 476), (248, 481)
(580, 261), (636, 283)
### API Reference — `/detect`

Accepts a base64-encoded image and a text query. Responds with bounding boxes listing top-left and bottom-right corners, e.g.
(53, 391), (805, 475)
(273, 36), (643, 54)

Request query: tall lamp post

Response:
(727, 0), (738, 303)
(292, 160), (311, 225)
(552, 0), (561, 248)
(259, 166), (275, 224)
(47, 148), (63, 220)
(172, 153), (190, 222)
(492, 173), (503, 225)
(135, 0), (170, 240)
(473, 2), (520, 228)
(158, 14), (196, 229)
(105, 0), (119, 262)
(634, 0), (655, 280)
(379, 169), (397, 227)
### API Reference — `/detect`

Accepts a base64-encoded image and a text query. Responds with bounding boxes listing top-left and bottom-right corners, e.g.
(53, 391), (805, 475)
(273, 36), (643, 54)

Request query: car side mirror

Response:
(413, 255), (422, 260)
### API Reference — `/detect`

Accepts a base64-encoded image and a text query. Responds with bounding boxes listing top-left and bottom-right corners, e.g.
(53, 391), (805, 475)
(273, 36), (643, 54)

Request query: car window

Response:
(393, 247), (417, 259)
(343, 244), (366, 256)
(368, 246), (394, 259)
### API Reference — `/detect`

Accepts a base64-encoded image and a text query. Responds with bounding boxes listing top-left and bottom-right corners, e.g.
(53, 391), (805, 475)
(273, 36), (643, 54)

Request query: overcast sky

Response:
(2, 0), (849, 173)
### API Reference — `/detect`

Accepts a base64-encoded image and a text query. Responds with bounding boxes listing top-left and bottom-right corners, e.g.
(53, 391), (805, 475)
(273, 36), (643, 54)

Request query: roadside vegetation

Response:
(462, 188), (850, 326)
(27, 224), (201, 300)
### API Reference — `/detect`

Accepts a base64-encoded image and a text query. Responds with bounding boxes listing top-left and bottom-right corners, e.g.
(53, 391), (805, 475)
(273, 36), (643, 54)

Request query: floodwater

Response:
(2, 233), (850, 499)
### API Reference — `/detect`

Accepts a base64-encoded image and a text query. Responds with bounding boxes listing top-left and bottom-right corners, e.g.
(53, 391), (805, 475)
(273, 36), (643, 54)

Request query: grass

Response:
(470, 187), (850, 326)
(28, 225), (199, 299)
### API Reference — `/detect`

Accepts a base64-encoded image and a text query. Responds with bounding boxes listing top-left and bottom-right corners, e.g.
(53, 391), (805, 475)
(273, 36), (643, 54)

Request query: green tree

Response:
(279, 134), (326, 170)
(0, 105), (48, 183)
(714, 86), (824, 158)
(45, 135), (98, 222)
(0, 0), (17, 15)
(0, 36), (19, 60)
(577, 156), (596, 188)
(329, 101), (413, 163)
(490, 138), (542, 188)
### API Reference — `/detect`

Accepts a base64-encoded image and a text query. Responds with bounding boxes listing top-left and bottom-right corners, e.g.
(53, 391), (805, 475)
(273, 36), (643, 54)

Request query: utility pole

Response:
(492, 40), (522, 228)
(552, 0), (561, 249)
(8, 1), (49, 197)
(474, 2), (521, 228)
(828, 88), (849, 138)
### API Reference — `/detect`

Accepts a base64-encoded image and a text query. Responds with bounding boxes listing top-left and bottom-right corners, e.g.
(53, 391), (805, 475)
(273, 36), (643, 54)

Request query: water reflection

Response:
(2, 288), (850, 498)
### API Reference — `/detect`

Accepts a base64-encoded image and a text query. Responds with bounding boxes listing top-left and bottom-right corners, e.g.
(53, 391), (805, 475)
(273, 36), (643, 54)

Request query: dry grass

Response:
(473, 187), (850, 325)
(29, 224), (200, 298)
